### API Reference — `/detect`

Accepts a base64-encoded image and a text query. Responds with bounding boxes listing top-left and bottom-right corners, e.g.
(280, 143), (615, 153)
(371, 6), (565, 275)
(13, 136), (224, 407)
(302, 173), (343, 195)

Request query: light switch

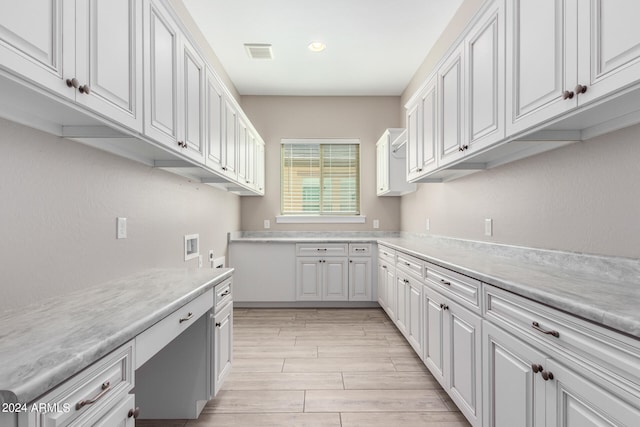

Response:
(116, 217), (127, 239)
(373, 219), (380, 229)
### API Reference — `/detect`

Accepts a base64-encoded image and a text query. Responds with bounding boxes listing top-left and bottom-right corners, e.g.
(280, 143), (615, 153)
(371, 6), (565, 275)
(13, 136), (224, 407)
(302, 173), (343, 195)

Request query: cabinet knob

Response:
(541, 370), (554, 381)
(440, 303), (449, 310)
(128, 407), (140, 418)
(562, 90), (574, 100)
(78, 84), (91, 95)
(575, 84), (588, 94)
(531, 363), (543, 373)
(215, 322), (222, 327)
(417, 168), (422, 172)
(66, 77), (79, 88)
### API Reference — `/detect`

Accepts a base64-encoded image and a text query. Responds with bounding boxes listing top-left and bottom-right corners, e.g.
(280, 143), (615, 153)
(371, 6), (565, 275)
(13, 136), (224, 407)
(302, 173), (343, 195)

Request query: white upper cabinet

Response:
(144, 0), (205, 163)
(506, 0), (577, 135)
(376, 128), (416, 196)
(576, 0), (640, 104)
(0, 1), (68, 96)
(438, 43), (466, 166)
(464, 0), (505, 152)
(0, 0), (143, 132)
(75, 0), (143, 132)
(406, 76), (438, 181)
(507, 0), (640, 135)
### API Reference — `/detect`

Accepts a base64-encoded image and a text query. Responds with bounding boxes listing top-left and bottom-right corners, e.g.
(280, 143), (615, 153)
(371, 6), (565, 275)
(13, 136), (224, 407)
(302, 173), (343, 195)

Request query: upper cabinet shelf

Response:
(405, 0), (640, 183)
(376, 128), (416, 196)
(0, 0), (264, 196)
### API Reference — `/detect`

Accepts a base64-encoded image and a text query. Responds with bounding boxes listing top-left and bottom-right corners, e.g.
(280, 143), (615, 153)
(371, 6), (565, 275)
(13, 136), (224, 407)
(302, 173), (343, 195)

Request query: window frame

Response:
(278, 138), (364, 224)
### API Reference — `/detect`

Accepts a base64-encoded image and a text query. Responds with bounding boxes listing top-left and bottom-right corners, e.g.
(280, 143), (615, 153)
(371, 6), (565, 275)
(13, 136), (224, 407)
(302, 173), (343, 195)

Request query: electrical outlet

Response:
(198, 255), (203, 268)
(116, 217), (127, 239)
(485, 218), (493, 236)
(426, 218), (430, 231)
(264, 219), (271, 229)
(373, 219), (379, 229)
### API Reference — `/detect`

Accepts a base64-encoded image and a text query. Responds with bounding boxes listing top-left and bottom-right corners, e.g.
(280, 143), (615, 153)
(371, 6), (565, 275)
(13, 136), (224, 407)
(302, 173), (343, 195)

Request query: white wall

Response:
(0, 118), (240, 311)
(240, 96), (402, 232)
(401, 123), (640, 258)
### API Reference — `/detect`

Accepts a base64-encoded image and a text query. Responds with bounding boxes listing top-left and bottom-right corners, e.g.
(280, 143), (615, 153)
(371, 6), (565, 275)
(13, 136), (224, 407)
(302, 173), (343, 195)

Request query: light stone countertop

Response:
(230, 231), (640, 339)
(0, 268), (233, 405)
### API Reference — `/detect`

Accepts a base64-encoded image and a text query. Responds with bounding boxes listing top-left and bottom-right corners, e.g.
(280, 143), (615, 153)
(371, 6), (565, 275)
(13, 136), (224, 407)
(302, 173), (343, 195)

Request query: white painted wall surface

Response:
(0, 118), (240, 311)
(240, 96), (402, 232)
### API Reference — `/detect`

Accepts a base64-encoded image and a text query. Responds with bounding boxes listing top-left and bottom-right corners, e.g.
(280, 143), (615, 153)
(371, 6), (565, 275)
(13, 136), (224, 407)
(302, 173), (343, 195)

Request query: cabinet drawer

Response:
(396, 252), (424, 278)
(484, 285), (640, 385)
(136, 288), (214, 369)
(425, 263), (482, 313)
(349, 243), (372, 256)
(378, 245), (396, 264)
(214, 278), (233, 313)
(296, 243), (348, 257)
(31, 342), (134, 427)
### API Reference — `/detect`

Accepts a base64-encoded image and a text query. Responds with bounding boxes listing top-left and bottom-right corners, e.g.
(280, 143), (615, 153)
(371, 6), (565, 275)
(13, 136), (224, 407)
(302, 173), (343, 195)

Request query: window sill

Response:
(276, 215), (366, 224)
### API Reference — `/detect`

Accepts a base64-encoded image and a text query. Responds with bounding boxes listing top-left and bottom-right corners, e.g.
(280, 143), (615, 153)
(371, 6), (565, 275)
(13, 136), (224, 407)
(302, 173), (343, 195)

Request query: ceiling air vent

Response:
(244, 43), (273, 60)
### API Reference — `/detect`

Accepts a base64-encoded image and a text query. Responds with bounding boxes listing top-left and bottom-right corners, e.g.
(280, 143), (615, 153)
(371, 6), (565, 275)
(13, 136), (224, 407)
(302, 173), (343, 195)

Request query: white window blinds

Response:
(281, 140), (360, 216)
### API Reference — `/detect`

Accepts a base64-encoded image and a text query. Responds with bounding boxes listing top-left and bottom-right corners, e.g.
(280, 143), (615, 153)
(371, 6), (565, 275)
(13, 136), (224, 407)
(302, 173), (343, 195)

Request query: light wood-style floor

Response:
(137, 308), (470, 427)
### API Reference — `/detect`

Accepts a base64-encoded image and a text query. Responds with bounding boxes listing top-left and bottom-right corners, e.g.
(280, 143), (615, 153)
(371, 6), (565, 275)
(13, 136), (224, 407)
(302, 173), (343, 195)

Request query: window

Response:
(281, 139), (360, 217)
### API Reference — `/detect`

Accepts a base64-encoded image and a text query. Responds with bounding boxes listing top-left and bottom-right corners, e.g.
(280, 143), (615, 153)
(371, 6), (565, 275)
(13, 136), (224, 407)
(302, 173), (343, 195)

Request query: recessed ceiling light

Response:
(308, 41), (326, 52)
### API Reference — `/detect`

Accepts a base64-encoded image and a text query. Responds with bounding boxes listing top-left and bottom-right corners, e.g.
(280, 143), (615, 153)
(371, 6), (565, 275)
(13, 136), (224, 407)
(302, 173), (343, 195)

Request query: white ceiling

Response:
(182, 0), (464, 96)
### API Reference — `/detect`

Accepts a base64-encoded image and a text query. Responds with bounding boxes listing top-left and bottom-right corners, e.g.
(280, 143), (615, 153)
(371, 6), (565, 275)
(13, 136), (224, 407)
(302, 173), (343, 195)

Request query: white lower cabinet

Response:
(91, 394), (136, 427)
(212, 297), (233, 397)
(423, 285), (482, 426)
(483, 285), (640, 427)
(349, 256), (372, 301)
(296, 256), (349, 301)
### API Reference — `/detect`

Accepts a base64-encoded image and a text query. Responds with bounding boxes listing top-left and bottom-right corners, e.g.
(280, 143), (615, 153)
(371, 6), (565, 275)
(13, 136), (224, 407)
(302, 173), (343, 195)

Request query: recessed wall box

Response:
(184, 234), (200, 261)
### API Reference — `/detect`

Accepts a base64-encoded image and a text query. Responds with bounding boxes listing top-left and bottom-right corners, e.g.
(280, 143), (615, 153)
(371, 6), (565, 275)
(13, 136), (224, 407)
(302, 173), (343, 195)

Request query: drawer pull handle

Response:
(531, 363), (543, 373)
(404, 262), (411, 266)
(179, 312), (194, 323)
(355, 248), (366, 252)
(128, 407), (140, 418)
(76, 381), (111, 410)
(440, 279), (451, 286)
(531, 321), (560, 338)
(541, 370), (554, 381)
(219, 289), (231, 297)
(317, 248), (327, 251)
(382, 265), (387, 269)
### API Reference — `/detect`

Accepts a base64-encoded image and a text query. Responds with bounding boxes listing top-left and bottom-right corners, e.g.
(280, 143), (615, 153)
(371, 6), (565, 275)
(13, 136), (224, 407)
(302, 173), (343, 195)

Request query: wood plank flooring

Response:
(137, 308), (470, 427)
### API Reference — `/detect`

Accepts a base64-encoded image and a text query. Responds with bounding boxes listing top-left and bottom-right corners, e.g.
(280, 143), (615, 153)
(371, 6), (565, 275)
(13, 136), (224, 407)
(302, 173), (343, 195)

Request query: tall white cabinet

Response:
(0, 0), (143, 132)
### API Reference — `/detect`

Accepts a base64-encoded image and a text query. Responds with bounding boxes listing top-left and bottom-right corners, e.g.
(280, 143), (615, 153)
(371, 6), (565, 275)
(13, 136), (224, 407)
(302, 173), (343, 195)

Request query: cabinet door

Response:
(406, 101), (422, 180)
(323, 257), (349, 301)
(222, 98), (238, 178)
(237, 116), (249, 185)
(205, 70), (224, 172)
(577, 0), (640, 106)
(423, 287), (446, 387)
(483, 321), (546, 427)
(420, 78), (438, 174)
(255, 140), (265, 194)
(377, 261), (388, 308)
(179, 40), (205, 163)
(506, 0), (578, 136)
(465, 0), (505, 152)
(438, 44), (466, 165)
(75, 0), (143, 132)
(349, 257), (372, 301)
(296, 257), (322, 300)
(385, 267), (397, 321)
(0, 0), (72, 98)
(545, 358), (640, 427)
(376, 138), (389, 194)
(213, 302), (233, 396)
(144, 0), (179, 145)
(407, 280), (422, 356)
(395, 276), (408, 334)
(446, 301), (482, 426)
